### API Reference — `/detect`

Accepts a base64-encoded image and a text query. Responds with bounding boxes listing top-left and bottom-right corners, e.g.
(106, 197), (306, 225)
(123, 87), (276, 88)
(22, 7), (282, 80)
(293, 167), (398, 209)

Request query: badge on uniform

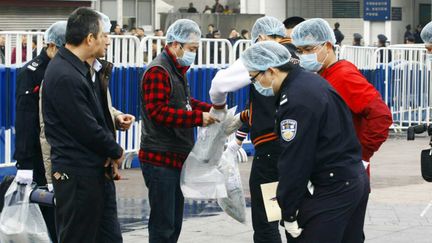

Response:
(280, 119), (297, 142)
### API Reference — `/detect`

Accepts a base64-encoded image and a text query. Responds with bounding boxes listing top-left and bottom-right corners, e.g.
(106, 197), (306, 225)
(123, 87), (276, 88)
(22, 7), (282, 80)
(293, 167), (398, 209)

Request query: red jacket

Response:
(320, 60), (392, 173)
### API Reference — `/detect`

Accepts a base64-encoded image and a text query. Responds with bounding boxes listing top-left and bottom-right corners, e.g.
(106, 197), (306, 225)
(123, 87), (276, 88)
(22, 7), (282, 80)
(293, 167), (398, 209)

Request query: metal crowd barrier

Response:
(0, 31), (45, 66)
(2, 29), (432, 165)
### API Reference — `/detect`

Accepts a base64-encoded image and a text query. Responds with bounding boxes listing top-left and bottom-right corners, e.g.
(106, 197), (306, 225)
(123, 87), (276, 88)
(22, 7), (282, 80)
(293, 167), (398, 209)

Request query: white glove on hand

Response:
(224, 113), (243, 135)
(226, 139), (242, 153)
(210, 107), (227, 121)
(15, 170), (33, 185)
(284, 220), (303, 238)
(47, 183), (54, 192)
(362, 160), (370, 170)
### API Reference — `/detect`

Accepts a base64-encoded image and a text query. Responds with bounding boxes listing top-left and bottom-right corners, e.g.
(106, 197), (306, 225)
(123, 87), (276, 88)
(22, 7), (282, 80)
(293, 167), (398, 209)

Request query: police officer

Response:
(224, 16), (299, 243)
(14, 20), (67, 243)
(240, 41), (369, 243)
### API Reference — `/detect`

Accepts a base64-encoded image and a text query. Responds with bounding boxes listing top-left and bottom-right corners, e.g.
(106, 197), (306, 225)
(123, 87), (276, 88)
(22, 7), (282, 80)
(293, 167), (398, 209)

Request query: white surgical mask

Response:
(299, 45), (328, 72)
(299, 53), (323, 72)
(253, 81), (274, 96)
(178, 46), (196, 66)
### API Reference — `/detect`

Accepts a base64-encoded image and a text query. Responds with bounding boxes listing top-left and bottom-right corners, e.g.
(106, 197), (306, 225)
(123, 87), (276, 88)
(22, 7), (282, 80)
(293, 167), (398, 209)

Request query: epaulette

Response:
(26, 58), (42, 72)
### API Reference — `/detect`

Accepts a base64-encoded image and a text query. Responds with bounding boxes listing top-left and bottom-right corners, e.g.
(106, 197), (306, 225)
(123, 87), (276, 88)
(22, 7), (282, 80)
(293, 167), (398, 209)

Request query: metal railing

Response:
(3, 30), (432, 165)
(373, 47), (430, 128)
(339, 46), (378, 70)
(0, 31), (45, 66)
(106, 35), (143, 67)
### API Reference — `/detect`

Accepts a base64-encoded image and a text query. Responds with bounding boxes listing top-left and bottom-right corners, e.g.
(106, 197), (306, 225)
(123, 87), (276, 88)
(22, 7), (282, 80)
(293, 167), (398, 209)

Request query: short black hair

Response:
(283, 16), (305, 29)
(208, 24), (214, 28)
(241, 29), (249, 35)
(275, 59), (298, 72)
(334, 22), (340, 29)
(66, 7), (101, 46)
(268, 34), (285, 40)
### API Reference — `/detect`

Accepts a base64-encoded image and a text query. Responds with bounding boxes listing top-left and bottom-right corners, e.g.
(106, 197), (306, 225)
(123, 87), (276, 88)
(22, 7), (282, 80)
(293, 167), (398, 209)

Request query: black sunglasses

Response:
(250, 71), (263, 84)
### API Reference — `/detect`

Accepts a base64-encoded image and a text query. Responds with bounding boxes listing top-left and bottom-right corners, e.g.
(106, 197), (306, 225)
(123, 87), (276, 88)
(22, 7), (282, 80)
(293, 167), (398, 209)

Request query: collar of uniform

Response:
(164, 46), (189, 75)
(92, 58), (103, 72)
(58, 47), (90, 77)
(275, 66), (302, 104)
(38, 48), (50, 63)
(281, 66), (302, 89)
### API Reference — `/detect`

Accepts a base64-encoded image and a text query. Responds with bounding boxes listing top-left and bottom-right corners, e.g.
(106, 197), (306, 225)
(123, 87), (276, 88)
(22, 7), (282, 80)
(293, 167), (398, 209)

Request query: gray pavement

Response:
(116, 135), (432, 242)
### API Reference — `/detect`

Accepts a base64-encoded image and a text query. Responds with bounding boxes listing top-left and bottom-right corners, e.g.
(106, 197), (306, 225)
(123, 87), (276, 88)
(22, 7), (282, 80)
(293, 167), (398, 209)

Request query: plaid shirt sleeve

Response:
(142, 66), (204, 128)
(190, 98), (212, 112)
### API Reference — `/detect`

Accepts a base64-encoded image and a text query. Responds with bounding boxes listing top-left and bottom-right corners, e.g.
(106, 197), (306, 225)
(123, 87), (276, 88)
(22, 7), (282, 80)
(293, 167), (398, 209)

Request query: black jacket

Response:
(274, 67), (364, 222)
(42, 47), (122, 177)
(14, 48), (50, 171)
(236, 40), (298, 151)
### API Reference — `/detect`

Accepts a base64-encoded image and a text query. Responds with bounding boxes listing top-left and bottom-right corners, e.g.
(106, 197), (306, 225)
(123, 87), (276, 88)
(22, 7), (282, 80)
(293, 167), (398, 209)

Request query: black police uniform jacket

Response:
(274, 67), (365, 222)
(14, 48), (50, 179)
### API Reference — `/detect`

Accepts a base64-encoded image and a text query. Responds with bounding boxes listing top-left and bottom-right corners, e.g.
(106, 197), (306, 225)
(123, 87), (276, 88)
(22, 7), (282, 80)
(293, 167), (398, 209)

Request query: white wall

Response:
(265, 0), (286, 20)
(390, 0), (415, 44)
(369, 22), (386, 46)
(326, 18), (364, 46)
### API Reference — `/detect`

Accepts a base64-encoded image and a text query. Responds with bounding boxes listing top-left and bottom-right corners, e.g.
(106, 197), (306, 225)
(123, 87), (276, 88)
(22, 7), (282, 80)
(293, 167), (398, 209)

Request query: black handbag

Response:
(421, 149), (432, 182)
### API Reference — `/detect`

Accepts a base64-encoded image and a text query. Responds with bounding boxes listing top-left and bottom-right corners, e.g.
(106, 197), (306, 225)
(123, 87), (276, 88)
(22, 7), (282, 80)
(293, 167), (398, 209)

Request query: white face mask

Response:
(251, 70), (275, 97)
(253, 81), (274, 96)
(178, 46), (196, 66)
(299, 45), (328, 73)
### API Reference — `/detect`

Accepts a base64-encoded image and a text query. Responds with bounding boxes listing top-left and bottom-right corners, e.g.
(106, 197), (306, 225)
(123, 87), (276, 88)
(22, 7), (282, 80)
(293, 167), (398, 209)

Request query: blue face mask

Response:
(178, 47), (196, 66)
(299, 53), (323, 72)
(253, 81), (274, 97)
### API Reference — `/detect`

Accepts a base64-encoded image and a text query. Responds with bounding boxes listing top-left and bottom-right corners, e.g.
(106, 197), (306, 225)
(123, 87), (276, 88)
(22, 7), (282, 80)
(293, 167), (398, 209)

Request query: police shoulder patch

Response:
(280, 119), (297, 142)
(26, 59), (41, 71)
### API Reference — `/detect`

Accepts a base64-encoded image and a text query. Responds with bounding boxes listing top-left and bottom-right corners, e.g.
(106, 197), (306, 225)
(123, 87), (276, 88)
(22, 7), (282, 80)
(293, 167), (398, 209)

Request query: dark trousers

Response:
(141, 163), (184, 243)
(34, 164), (58, 243)
(52, 173), (105, 243)
(249, 143), (282, 243)
(100, 179), (123, 243)
(286, 172), (370, 243)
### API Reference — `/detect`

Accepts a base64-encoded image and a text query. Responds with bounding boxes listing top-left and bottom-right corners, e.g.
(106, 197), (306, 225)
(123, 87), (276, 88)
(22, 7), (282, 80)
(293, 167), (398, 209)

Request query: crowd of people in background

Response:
(404, 24), (425, 44)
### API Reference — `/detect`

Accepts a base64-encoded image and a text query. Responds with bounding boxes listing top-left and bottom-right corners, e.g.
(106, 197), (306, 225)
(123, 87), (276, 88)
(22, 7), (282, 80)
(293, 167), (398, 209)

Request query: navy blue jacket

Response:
(275, 67), (364, 222)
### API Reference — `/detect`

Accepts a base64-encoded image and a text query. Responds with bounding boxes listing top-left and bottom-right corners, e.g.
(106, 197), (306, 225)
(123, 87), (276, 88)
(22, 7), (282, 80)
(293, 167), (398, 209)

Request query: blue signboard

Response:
(364, 0), (391, 21)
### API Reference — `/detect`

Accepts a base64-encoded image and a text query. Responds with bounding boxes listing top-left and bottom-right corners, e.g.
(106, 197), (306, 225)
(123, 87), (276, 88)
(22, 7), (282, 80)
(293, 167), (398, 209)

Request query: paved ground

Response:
(115, 135), (432, 242)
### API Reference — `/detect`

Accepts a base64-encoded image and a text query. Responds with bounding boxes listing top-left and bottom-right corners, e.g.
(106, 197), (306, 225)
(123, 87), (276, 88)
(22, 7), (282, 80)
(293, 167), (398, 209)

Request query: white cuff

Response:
(209, 59), (251, 105)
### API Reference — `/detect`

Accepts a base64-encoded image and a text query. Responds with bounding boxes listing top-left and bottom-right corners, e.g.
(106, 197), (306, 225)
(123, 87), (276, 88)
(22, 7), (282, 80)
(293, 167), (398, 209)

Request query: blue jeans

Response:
(100, 180), (123, 243)
(141, 163), (184, 243)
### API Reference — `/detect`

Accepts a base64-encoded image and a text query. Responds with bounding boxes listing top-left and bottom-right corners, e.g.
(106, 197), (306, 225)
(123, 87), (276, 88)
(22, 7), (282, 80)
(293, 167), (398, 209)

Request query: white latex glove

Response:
(210, 106), (227, 121)
(224, 113), (243, 135)
(284, 220), (303, 238)
(47, 183), (54, 192)
(307, 180), (314, 195)
(209, 59), (251, 105)
(226, 139), (242, 153)
(362, 160), (370, 170)
(15, 169), (33, 185)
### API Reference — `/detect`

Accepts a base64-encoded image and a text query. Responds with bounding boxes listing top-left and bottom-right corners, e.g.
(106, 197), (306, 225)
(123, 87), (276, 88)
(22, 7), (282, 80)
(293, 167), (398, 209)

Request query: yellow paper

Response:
(260, 182), (282, 222)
